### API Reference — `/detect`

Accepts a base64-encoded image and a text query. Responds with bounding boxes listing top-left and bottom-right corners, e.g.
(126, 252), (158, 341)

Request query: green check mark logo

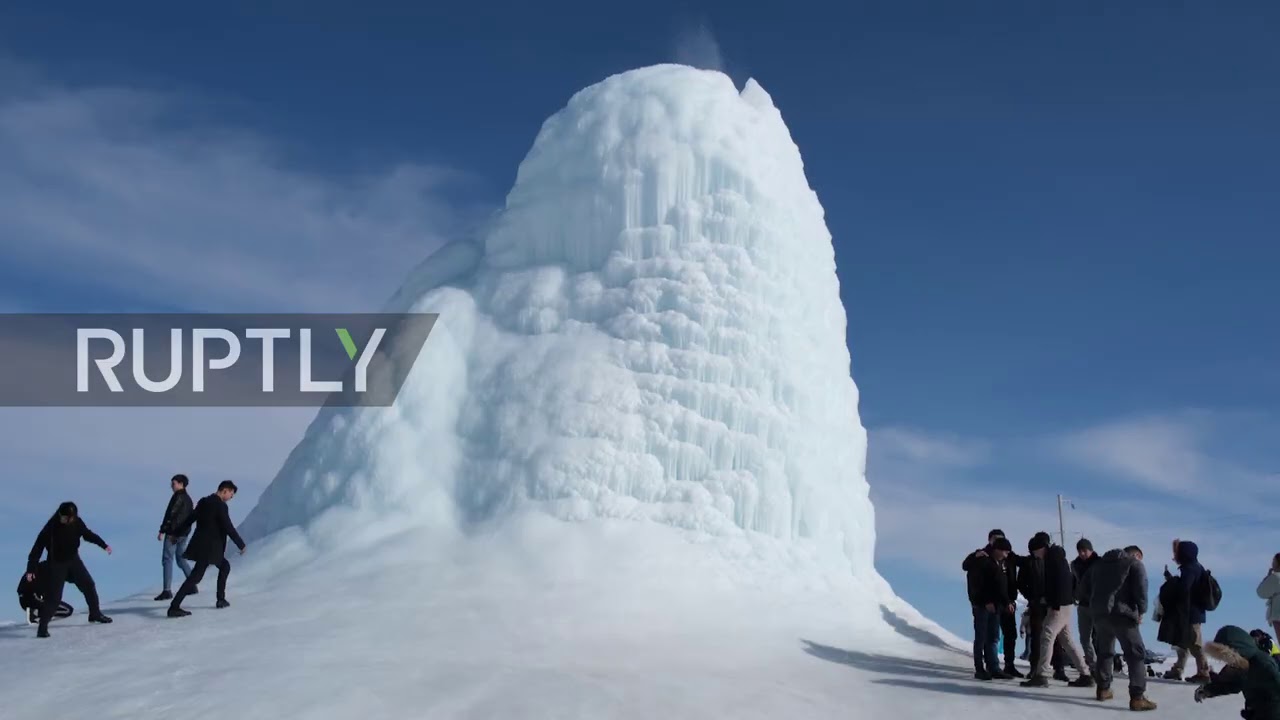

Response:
(335, 329), (358, 360)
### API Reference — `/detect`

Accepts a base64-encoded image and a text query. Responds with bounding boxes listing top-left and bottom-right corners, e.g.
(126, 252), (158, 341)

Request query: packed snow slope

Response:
(0, 529), (1239, 719)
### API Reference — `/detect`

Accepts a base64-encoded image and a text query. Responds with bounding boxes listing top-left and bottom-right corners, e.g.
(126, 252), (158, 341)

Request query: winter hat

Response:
(1077, 538), (1094, 553)
(989, 528), (1006, 540)
(1028, 535), (1050, 553)
(991, 537), (1013, 552)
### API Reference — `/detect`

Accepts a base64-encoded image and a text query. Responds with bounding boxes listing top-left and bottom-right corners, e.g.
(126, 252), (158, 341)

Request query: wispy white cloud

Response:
(0, 63), (479, 313)
(870, 426), (990, 468)
(1047, 411), (1276, 506)
(1049, 414), (1207, 495)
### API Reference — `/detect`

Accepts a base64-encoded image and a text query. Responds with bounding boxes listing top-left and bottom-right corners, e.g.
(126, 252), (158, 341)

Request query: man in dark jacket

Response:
(967, 536), (1016, 680)
(1023, 535), (1092, 688)
(962, 529), (1023, 676)
(1072, 538), (1100, 674)
(155, 473), (196, 601)
(1162, 539), (1211, 681)
(16, 561), (73, 624)
(168, 481), (247, 617)
(26, 501), (113, 638)
(1080, 545), (1157, 711)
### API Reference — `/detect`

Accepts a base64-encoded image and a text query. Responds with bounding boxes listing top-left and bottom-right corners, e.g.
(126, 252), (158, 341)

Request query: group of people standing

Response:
(17, 474), (247, 638)
(964, 528), (1280, 714)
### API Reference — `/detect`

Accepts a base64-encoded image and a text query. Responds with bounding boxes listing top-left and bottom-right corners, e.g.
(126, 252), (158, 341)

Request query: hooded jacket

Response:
(1082, 548), (1148, 623)
(1175, 540), (1208, 625)
(1203, 625), (1280, 720)
(1258, 570), (1280, 624)
(1158, 574), (1197, 649)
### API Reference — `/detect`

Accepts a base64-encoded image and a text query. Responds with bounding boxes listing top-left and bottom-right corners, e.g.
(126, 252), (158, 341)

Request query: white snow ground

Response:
(0, 65), (1239, 719)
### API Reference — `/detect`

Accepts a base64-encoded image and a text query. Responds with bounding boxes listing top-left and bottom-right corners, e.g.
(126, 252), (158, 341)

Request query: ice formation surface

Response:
(241, 64), (874, 579)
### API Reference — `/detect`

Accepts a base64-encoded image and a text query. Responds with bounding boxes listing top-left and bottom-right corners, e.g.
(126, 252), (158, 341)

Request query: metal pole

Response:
(1057, 494), (1067, 547)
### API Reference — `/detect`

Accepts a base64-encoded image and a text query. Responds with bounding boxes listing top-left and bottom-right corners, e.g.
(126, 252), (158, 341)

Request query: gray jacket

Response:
(1082, 548), (1148, 623)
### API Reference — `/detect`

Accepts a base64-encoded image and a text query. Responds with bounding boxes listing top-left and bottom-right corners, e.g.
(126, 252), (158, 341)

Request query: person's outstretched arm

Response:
(77, 519), (109, 550)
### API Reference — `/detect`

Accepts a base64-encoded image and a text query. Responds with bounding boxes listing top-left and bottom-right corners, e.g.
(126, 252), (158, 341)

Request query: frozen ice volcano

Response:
(0, 64), (1021, 719)
(246, 64), (885, 579)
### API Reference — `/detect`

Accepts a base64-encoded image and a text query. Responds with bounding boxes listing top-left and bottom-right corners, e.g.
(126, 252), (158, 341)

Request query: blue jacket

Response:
(1176, 541), (1208, 625)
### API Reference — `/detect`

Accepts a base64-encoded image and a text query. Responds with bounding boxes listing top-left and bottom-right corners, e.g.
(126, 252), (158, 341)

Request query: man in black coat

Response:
(963, 529), (1024, 677)
(155, 473), (196, 601)
(26, 501), (113, 638)
(167, 480), (247, 617)
(967, 536), (1016, 679)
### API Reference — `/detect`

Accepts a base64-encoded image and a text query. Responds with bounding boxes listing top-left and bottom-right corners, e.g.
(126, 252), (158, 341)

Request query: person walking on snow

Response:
(1259, 553), (1280, 645)
(155, 473), (196, 601)
(1022, 534), (1092, 688)
(1079, 545), (1157, 711)
(963, 529), (1024, 677)
(167, 481), (246, 618)
(967, 536), (1016, 680)
(1162, 539), (1211, 682)
(26, 501), (113, 638)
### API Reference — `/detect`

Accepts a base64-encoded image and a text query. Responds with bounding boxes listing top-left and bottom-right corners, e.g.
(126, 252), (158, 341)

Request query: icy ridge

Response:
(242, 64), (875, 579)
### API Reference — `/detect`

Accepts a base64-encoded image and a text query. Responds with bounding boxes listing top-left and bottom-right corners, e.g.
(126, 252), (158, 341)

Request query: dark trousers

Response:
(38, 558), (100, 630)
(1000, 610), (1017, 666)
(972, 606), (1001, 673)
(1092, 615), (1148, 698)
(170, 558), (230, 609)
(1026, 604), (1048, 675)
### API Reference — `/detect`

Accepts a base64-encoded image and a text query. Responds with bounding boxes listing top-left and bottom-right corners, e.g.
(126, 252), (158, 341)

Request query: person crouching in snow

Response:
(16, 561), (73, 624)
(1195, 625), (1280, 720)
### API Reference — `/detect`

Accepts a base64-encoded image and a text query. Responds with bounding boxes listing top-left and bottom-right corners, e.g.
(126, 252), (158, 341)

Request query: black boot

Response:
(215, 598), (230, 609)
(88, 613), (112, 624)
(1004, 663), (1024, 678)
(1020, 675), (1049, 688)
(167, 607), (191, 618)
(36, 626), (50, 638)
(154, 590), (172, 601)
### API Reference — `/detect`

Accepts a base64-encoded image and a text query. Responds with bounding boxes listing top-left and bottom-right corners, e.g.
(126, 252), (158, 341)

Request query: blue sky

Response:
(1, 0), (1277, 648)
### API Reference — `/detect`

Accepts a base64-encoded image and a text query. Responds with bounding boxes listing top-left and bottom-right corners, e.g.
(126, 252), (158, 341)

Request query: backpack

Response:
(1194, 569), (1223, 611)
